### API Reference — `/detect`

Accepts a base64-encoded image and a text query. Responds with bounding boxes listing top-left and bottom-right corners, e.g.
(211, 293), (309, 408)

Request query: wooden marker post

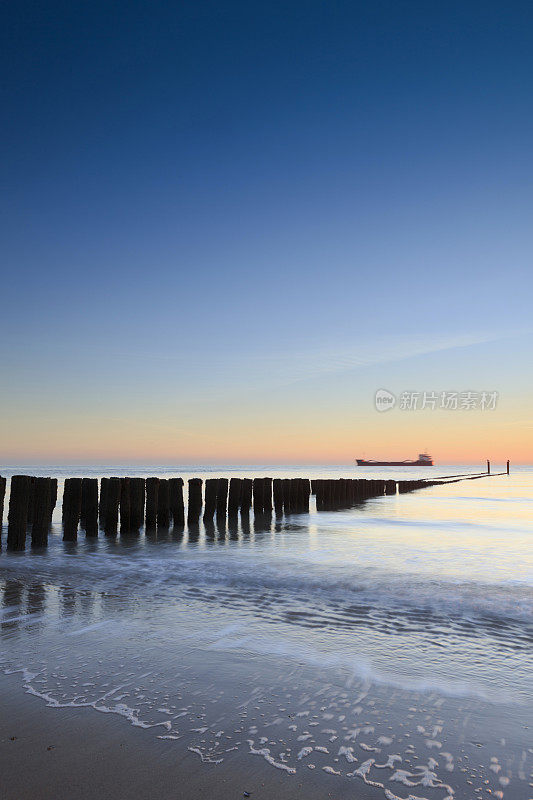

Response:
(63, 477), (82, 541)
(187, 478), (203, 524)
(253, 478), (264, 515)
(216, 478), (229, 518)
(240, 479), (252, 514)
(507, 460), (510, 475)
(0, 476), (6, 545)
(103, 477), (120, 535)
(120, 478), (132, 533)
(273, 478), (283, 514)
(130, 478), (146, 531)
(487, 460), (491, 475)
(262, 478), (272, 514)
(157, 479), (170, 528)
(204, 479), (218, 520)
(81, 478), (99, 536)
(99, 478), (109, 528)
(145, 478), (159, 529)
(31, 478), (52, 547)
(169, 478), (184, 527)
(228, 478), (242, 516)
(8, 475), (33, 550)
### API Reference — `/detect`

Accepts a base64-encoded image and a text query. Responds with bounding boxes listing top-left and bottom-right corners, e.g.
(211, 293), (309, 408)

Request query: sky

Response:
(1, 0), (532, 464)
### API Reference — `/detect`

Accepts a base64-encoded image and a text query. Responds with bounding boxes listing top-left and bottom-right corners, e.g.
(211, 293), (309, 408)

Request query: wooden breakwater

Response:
(0, 467), (509, 550)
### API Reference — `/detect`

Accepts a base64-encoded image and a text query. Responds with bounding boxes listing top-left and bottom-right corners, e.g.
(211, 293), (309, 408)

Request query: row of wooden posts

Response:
(0, 474), (445, 551)
(0, 471), (496, 551)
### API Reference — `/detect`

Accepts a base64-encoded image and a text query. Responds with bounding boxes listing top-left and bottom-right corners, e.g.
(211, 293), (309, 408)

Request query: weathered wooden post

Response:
(302, 478), (311, 512)
(157, 479), (170, 528)
(240, 478), (252, 514)
(63, 477), (82, 541)
(273, 478), (283, 514)
(99, 478), (109, 528)
(120, 478), (132, 533)
(50, 478), (58, 525)
(81, 478), (99, 536)
(216, 478), (229, 518)
(228, 478), (242, 516)
(314, 479), (324, 511)
(0, 476), (6, 542)
(487, 460), (490, 475)
(169, 478), (184, 527)
(507, 460), (510, 475)
(203, 479), (218, 520)
(103, 477), (120, 535)
(7, 475), (32, 550)
(187, 478), (203, 524)
(282, 478), (291, 513)
(31, 477), (52, 547)
(130, 478), (146, 531)
(145, 477), (159, 529)
(385, 479), (396, 495)
(262, 478), (272, 514)
(253, 478), (264, 515)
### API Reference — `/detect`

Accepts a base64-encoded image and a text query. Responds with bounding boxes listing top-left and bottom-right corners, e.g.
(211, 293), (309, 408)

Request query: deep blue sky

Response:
(1, 1), (532, 461)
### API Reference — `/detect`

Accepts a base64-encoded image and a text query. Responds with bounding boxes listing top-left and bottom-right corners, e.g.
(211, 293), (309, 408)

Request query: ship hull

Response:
(356, 459), (434, 466)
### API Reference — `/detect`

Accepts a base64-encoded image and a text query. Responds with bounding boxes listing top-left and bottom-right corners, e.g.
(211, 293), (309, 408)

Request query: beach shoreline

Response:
(0, 672), (384, 800)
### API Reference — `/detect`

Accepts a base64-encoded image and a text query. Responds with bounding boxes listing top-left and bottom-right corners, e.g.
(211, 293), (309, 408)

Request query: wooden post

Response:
(204, 479), (218, 520)
(31, 478), (52, 547)
(50, 478), (58, 525)
(385, 479), (396, 495)
(130, 478), (146, 531)
(228, 478), (242, 515)
(273, 478), (283, 514)
(145, 477), (159, 529)
(487, 460), (490, 474)
(188, 478), (203, 524)
(7, 475), (32, 550)
(62, 477), (82, 541)
(240, 478), (252, 513)
(81, 478), (99, 536)
(282, 478), (291, 513)
(157, 479), (170, 528)
(0, 476), (6, 545)
(99, 478), (109, 528)
(120, 478), (132, 533)
(216, 478), (229, 518)
(103, 477), (120, 535)
(253, 478), (264, 515)
(506, 460), (510, 475)
(262, 478), (272, 514)
(169, 478), (184, 527)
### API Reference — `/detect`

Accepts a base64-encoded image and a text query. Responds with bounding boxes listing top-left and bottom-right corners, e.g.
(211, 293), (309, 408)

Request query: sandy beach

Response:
(0, 673), (384, 800)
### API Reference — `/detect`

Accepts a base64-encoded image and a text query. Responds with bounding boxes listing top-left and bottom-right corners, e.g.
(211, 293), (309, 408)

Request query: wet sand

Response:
(0, 673), (381, 800)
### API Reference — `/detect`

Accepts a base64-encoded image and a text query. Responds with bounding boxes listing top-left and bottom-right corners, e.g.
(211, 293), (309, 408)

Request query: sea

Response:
(0, 464), (531, 799)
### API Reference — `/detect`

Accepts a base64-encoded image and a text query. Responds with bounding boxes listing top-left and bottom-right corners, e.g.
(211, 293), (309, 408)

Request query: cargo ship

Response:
(356, 453), (434, 466)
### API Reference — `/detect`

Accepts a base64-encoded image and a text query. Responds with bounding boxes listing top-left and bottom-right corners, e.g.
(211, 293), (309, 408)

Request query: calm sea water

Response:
(1, 464), (531, 799)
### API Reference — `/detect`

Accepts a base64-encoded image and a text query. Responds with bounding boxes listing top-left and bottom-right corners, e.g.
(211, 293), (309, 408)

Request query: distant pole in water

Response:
(506, 460), (510, 475)
(487, 460), (491, 474)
